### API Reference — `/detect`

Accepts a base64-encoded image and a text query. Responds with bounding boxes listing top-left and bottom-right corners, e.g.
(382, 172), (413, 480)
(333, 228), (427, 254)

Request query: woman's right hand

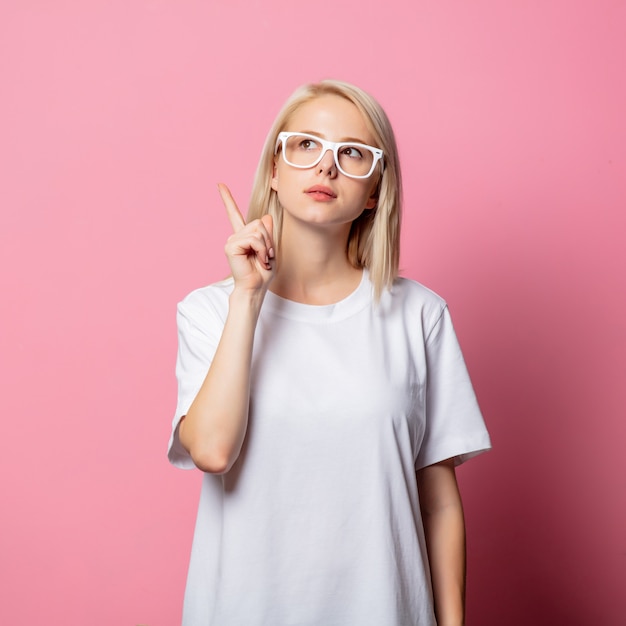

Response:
(180, 184), (274, 473)
(218, 183), (275, 293)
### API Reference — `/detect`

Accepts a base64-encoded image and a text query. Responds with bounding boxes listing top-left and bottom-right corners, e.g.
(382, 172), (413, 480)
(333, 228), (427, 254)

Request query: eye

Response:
(340, 145), (364, 159)
(298, 138), (319, 151)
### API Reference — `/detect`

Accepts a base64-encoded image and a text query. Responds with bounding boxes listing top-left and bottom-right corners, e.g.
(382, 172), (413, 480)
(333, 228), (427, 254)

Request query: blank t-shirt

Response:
(168, 271), (491, 626)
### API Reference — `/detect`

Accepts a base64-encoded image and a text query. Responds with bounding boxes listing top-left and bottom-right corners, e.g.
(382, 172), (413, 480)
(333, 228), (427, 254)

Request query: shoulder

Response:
(391, 276), (447, 307)
(379, 276), (448, 333)
(177, 277), (234, 327)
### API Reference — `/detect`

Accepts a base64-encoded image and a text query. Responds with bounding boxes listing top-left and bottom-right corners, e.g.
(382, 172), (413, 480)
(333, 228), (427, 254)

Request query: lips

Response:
(305, 185), (337, 198)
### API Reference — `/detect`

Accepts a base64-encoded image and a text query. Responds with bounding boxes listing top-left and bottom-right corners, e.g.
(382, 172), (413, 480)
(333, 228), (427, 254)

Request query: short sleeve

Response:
(415, 306), (491, 470)
(167, 293), (227, 469)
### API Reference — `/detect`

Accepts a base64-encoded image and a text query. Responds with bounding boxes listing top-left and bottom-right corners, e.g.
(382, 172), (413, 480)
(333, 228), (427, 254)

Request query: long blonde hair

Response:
(247, 80), (402, 300)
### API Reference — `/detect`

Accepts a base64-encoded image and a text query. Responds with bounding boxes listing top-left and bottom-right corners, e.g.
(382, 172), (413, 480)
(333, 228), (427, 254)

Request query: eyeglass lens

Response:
(283, 135), (375, 177)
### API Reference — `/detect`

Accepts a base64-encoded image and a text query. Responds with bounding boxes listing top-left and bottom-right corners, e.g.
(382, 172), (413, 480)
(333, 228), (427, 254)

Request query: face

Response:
(271, 94), (380, 231)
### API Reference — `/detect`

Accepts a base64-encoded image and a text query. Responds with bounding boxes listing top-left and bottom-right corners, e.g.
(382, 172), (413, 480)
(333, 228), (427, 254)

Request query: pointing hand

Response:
(218, 183), (275, 293)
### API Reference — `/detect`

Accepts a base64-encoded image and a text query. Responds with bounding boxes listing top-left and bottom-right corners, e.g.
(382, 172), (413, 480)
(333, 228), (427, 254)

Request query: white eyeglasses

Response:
(275, 132), (384, 179)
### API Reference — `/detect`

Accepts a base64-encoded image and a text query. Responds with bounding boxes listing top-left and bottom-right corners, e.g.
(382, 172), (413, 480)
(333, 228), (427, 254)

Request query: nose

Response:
(317, 148), (337, 176)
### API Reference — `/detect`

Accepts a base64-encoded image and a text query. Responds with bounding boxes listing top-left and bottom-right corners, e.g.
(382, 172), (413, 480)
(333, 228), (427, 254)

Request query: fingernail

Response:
(265, 255), (269, 264)
(269, 248), (275, 259)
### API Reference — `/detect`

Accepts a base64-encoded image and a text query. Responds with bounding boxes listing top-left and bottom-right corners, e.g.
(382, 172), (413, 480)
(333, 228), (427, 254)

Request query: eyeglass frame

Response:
(274, 131), (384, 179)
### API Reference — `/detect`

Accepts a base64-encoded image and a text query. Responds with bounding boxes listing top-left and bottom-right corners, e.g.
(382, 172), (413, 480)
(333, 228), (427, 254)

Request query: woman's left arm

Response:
(416, 458), (466, 626)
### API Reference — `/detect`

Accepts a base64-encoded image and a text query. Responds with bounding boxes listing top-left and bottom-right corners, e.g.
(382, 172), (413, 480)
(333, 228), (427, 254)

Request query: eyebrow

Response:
(298, 130), (372, 145)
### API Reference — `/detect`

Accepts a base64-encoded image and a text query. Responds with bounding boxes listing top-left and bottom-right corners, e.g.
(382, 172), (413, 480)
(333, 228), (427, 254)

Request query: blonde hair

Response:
(247, 80), (402, 300)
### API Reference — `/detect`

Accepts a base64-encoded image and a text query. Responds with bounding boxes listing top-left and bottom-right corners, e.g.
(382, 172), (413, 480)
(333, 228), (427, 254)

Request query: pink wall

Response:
(1, 1), (624, 624)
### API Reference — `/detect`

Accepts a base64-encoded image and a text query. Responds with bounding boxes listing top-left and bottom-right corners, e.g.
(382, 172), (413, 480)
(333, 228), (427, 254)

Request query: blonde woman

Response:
(168, 80), (491, 626)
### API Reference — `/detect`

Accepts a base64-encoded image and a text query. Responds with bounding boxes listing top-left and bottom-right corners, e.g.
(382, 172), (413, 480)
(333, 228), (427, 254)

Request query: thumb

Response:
(260, 213), (274, 239)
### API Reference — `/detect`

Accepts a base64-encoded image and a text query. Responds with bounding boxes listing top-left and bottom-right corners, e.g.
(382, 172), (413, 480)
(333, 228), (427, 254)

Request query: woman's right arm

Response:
(178, 184), (275, 474)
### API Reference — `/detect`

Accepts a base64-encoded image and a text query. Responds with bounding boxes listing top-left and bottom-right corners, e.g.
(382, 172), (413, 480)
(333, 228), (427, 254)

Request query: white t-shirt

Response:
(168, 271), (491, 626)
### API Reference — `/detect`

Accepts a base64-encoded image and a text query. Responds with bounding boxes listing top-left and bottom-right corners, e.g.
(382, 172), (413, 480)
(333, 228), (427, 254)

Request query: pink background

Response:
(1, 1), (624, 624)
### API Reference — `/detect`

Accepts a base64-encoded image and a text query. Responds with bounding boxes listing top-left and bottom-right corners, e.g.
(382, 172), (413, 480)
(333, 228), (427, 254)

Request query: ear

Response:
(365, 194), (377, 210)
(365, 175), (380, 210)
(271, 158), (279, 191)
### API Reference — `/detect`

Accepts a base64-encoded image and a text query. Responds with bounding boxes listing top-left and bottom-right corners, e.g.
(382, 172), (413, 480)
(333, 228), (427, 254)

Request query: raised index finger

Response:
(218, 183), (246, 232)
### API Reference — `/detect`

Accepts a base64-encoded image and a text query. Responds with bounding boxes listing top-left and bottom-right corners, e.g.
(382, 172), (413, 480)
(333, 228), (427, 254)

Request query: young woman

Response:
(168, 80), (491, 626)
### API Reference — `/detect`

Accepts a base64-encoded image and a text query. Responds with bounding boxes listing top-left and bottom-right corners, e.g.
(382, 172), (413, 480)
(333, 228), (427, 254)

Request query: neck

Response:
(271, 218), (362, 305)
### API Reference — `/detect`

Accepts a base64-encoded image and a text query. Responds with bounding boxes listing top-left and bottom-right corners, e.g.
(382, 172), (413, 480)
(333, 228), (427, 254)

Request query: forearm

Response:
(179, 288), (265, 473)
(418, 460), (466, 625)
(422, 500), (466, 625)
